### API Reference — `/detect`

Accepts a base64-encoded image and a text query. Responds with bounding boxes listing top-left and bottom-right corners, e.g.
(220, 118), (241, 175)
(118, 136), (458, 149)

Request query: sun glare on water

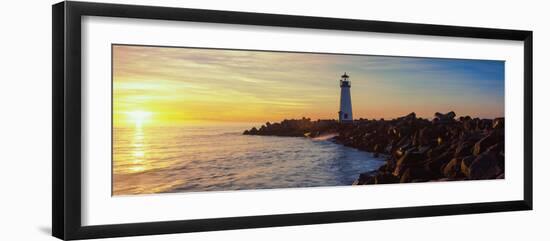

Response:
(126, 110), (153, 127)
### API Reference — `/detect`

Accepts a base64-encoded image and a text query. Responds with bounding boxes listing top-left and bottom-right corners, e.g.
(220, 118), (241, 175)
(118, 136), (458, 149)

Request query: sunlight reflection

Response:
(133, 150), (145, 158)
(129, 165), (146, 173)
(127, 126), (148, 173)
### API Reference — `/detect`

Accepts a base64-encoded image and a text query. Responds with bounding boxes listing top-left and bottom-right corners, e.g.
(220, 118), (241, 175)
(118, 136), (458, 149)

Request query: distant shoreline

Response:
(244, 111), (505, 185)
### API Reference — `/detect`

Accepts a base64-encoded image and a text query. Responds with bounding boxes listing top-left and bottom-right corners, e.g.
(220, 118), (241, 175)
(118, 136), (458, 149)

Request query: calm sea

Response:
(113, 123), (385, 195)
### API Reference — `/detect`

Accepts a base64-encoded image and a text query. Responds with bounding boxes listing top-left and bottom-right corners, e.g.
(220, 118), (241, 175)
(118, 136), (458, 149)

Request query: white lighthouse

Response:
(338, 72), (353, 123)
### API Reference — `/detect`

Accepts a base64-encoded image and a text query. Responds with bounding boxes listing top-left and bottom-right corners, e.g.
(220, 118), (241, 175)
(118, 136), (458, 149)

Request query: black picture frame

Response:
(52, 1), (533, 240)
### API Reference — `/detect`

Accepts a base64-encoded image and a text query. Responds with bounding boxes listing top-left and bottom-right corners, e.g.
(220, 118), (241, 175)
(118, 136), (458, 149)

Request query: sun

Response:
(126, 110), (152, 127)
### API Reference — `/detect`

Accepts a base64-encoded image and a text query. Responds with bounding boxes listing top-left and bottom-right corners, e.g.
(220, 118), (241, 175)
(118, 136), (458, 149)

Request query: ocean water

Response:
(113, 123), (385, 195)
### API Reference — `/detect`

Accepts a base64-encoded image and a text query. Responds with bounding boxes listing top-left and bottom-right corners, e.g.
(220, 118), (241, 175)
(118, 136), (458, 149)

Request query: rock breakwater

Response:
(243, 112), (505, 185)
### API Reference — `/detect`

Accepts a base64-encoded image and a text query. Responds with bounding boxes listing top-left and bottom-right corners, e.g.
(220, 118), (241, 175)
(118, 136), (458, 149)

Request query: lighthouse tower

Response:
(338, 72), (353, 123)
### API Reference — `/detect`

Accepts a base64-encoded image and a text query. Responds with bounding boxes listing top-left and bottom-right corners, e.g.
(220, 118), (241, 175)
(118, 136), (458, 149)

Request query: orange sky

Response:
(113, 45), (504, 126)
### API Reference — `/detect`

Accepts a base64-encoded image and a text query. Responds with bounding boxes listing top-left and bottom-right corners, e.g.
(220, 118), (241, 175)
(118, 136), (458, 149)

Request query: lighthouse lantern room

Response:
(338, 72), (353, 123)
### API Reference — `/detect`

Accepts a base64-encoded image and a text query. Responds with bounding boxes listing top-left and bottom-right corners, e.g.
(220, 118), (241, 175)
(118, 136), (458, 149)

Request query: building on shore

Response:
(338, 72), (353, 123)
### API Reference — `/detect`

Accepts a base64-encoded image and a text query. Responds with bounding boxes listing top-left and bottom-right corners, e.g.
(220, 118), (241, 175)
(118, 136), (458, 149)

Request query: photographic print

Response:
(112, 44), (505, 196)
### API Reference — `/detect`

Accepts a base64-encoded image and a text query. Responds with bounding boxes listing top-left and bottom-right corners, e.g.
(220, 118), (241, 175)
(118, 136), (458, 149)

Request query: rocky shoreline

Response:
(243, 111), (504, 185)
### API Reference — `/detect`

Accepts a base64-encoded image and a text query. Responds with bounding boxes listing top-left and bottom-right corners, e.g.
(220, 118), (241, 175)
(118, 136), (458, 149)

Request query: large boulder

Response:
(424, 151), (453, 176)
(460, 155), (476, 177)
(434, 111), (456, 123)
(353, 171), (376, 185)
(465, 152), (502, 179)
(415, 127), (437, 146)
(375, 172), (400, 184)
(486, 142), (505, 156)
(248, 127), (258, 135)
(473, 131), (501, 156)
(454, 141), (475, 157)
(353, 171), (399, 185)
(462, 118), (474, 131)
(401, 112), (416, 121)
(492, 118), (505, 129)
(443, 158), (464, 178)
(477, 119), (493, 130)
(392, 150), (428, 176)
(428, 142), (451, 159)
(400, 167), (433, 183)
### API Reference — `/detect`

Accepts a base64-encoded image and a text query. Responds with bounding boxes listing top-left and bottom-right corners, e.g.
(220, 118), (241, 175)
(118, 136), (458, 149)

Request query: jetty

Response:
(243, 111), (505, 184)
